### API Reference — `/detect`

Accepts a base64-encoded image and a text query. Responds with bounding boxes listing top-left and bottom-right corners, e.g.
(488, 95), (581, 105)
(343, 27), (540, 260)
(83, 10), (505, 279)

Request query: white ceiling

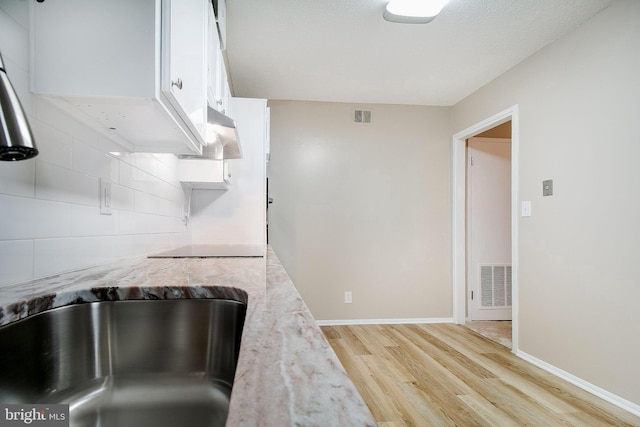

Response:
(225, 0), (613, 106)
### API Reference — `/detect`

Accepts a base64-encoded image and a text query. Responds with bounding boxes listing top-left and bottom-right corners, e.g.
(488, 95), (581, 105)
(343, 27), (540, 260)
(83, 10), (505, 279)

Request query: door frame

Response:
(451, 105), (519, 352)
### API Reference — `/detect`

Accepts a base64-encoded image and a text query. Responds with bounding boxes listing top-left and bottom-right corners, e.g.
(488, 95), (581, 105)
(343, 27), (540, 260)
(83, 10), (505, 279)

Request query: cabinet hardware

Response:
(171, 78), (183, 90)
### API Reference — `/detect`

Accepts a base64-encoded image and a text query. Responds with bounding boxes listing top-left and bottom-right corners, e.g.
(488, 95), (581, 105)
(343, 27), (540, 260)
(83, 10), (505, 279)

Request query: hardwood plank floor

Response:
(321, 324), (640, 427)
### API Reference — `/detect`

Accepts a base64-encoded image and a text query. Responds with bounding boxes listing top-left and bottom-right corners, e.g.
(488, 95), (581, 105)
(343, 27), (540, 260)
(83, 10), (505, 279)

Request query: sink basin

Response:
(0, 299), (247, 427)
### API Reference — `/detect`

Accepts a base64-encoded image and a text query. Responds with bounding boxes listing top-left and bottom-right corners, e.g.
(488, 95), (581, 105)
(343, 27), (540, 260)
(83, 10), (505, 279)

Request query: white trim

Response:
(316, 318), (454, 326)
(451, 105), (519, 352)
(516, 350), (640, 417)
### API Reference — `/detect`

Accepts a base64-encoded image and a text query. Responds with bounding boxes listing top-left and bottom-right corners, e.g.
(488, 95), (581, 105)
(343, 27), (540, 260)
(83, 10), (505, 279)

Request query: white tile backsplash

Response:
(0, 195), (72, 240)
(4, 58), (32, 115)
(0, 7), (28, 68)
(101, 235), (138, 264)
(0, 240), (34, 285)
(72, 140), (117, 181)
(35, 161), (100, 207)
(110, 157), (120, 183)
(147, 178), (180, 202)
(111, 183), (135, 212)
(116, 211), (138, 235)
(134, 190), (180, 217)
(155, 155), (180, 182)
(34, 237), (102, 279)
(134, 213), (186, 235)
(135, 233), (188, 256)
(71, 205), (119, 237)
(121, 161), (161, 194)
(0, 3), (190, 287)
(0, 160), (35, 197)
(31, 120), (74, 168)
(119, 162), (141, 191)
(132, 154), (159, 177)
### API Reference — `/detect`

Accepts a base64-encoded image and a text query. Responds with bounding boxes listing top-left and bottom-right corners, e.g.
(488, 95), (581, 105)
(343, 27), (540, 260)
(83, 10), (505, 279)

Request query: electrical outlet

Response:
(344, 291), (352, 304)
(100, 179), (112, 215)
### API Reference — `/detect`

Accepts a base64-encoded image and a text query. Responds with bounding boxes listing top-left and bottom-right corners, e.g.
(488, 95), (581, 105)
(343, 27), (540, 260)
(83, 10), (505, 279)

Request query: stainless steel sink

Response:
(0, 299), (247, 427)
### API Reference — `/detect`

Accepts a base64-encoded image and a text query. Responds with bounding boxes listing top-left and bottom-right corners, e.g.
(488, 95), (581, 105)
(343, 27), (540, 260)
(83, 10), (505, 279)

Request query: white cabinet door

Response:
(207, 0), (231, 116)
(30, 0), (207, 155)
(207, 5), (221, 109)
(220, 64), (232, 116)
(214, 0), (227, 50)
(30, 0), (157, 99)
(211, 50), (231, 116)
(162, 0), (207, 141)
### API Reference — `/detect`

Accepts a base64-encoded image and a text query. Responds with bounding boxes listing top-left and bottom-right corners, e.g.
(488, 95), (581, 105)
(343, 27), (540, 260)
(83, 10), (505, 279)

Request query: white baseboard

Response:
(516, 350), (640, 417)
(316, 317), (453, 326)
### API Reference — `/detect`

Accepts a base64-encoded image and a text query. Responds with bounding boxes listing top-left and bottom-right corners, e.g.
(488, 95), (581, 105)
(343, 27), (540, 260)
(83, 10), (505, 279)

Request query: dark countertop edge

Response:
(0, 285), (250, 328)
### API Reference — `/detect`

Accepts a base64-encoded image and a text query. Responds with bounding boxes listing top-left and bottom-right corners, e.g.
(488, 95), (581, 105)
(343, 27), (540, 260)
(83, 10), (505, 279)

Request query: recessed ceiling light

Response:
(383, 0), (450, 24)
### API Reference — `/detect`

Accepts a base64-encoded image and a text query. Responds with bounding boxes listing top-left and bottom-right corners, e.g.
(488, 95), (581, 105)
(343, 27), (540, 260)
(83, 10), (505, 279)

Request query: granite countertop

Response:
(0, 247), (375, 426)
(148, 244), (265, 258)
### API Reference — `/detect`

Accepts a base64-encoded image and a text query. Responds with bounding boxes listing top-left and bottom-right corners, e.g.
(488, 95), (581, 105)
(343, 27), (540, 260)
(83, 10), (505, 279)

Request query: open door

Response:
(467, 137), (512, 321)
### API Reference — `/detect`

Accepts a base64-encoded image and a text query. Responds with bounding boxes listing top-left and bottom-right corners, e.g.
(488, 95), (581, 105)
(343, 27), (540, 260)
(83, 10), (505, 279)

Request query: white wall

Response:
(0, 0), (189, 286)
(190, 98), (267, 248)
(268, 101), (452, 321)
(453, 0), (640, 407)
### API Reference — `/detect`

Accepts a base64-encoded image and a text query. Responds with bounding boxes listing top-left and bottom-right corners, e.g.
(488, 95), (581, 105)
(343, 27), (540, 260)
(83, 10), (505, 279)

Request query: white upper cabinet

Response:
(207, 3), (231, 117)
(207, 4), (223, 113)
(217, 60), (232, 117)
(162, 0), (207, 145)
(213, 0), (227, 50)
(30, 0), (208, 155)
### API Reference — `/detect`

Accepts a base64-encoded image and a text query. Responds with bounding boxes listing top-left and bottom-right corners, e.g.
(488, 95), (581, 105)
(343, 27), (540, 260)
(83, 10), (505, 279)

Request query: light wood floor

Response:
(321, 323), (640, 427)
(464, 321), (512, 349)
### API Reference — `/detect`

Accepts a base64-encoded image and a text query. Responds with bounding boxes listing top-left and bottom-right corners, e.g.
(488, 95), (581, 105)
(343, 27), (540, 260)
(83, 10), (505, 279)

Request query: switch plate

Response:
(521, 200), (532, 217)
(344, 291), (352, 304)
(543, 179), (553, 196)
(100, 179), (112, 215)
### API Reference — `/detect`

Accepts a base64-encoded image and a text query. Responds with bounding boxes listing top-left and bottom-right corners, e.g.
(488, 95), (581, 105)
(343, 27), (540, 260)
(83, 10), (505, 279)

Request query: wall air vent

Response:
(480, 265), (512, 308)
(353, 109), (372, 124)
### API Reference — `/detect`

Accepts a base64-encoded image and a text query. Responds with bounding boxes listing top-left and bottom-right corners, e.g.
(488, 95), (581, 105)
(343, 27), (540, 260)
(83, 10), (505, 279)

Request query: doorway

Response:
(452, 106), (519, 352)
(467, 135), (512, 321)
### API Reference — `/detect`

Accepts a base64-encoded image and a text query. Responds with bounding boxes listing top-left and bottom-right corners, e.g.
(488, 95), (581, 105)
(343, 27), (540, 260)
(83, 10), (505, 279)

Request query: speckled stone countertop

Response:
(0, 248), (375, 426)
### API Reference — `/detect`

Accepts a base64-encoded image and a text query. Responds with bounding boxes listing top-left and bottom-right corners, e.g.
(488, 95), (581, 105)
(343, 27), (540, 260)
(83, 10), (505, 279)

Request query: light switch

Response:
(521, 201), (532, 217)
(543, 180), (553, 196)
(344, 292), (352, 304)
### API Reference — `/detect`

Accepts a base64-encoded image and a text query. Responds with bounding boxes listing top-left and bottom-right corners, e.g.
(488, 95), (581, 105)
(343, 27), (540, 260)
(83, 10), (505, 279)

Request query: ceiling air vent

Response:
(353, 109), (372, 124)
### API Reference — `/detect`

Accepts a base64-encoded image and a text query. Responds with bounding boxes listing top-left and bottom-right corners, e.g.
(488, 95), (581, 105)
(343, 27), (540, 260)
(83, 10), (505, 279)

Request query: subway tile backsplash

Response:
(0, 160), (34, 197)
(0, 3), (189, 286)
(35, 161), (101, 207)
(0, 195), (73, 240)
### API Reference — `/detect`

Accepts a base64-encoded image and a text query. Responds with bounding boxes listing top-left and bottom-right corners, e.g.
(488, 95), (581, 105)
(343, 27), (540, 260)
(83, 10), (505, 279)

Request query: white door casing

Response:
(452, 105), (519, 351)
(467, 138), (512, 321)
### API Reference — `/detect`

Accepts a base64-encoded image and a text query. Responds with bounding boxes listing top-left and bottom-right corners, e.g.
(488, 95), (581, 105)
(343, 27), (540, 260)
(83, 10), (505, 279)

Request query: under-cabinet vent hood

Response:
(179, 107), (241, 160)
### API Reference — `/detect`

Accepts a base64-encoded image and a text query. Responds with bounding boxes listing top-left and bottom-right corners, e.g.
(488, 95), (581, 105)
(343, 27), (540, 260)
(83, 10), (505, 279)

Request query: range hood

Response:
(179, 106), (241, 160)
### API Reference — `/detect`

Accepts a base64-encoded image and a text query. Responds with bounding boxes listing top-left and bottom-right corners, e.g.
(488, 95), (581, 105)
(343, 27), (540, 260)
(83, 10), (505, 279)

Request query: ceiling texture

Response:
(225, 0), (613, 106)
